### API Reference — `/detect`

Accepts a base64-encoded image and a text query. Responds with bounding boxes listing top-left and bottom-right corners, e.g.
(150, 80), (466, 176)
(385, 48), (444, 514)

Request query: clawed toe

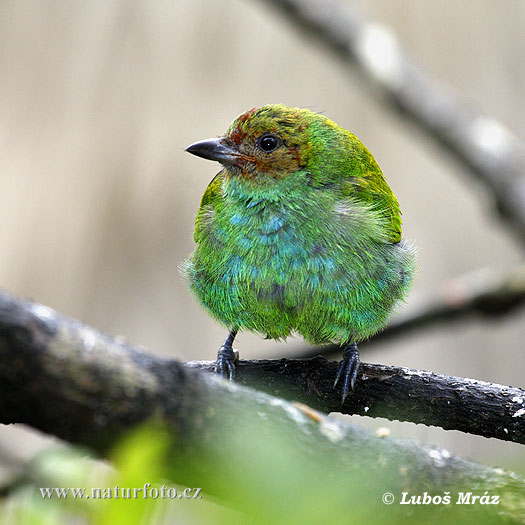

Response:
(215, 330), (239, 381)
(215, 345), (238, 380)
(333, 342), (360, 405)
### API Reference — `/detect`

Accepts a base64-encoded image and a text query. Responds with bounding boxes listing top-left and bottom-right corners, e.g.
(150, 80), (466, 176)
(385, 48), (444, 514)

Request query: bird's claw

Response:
(215, 345), (238, 381)
(333, 342), (360, 405)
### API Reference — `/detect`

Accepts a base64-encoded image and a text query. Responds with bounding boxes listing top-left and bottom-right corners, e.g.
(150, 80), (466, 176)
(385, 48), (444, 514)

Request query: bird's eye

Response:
(257, 134), (280, 153)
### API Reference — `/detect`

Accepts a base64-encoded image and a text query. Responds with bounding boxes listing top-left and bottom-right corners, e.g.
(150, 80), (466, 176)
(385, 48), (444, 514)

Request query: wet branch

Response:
(1, 289), (525, 519)
(189, 357), (525, 445)
(0, 286), (525, 523)
(1, 289), (524, 447)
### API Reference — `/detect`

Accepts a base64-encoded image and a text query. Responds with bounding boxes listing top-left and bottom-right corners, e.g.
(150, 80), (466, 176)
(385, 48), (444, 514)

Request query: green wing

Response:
(307, 123), (403, 244)
(343, 169), (402, 244)
(340, 138), (402, 244)
(194, 172), (224, 243)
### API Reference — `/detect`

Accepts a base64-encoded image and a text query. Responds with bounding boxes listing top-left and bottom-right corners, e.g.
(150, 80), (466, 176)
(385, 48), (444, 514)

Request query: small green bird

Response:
(184, 104), (415, 402)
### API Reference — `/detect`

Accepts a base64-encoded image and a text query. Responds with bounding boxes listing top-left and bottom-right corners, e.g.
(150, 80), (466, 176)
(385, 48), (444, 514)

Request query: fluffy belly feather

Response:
(185, 204), (415, 343)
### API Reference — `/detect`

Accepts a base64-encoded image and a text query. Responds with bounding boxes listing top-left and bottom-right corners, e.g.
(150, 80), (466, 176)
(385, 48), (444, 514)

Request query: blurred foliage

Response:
(1, 426), (238, 525)
(0, 421), (512, 525)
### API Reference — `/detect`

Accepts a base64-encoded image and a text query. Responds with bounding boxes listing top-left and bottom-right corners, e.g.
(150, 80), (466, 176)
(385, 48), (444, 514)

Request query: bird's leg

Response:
(215, 328), (239, 381)
(333, 341), (360, 405)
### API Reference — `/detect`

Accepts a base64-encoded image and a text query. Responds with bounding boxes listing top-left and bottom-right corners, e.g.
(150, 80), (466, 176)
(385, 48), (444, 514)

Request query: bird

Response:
(184, 104), (416, 403)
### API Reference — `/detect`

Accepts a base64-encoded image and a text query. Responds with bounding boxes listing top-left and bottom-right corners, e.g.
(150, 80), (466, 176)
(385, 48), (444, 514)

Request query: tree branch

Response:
(1, 289), (524, 521)
(295, 265), (525, 359)
(1, 288), (525, 445)
(189, 357), (525, 445)
(260, 0), (525, 246)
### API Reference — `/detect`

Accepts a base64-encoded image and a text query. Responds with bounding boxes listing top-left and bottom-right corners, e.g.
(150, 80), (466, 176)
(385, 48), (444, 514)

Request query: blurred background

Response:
(0, 0), (524, 476)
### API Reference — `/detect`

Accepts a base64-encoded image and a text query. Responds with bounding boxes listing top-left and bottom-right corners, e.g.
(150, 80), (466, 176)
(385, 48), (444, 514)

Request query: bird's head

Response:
(185, 104), (318, 183)
(186, 104), (402, 240)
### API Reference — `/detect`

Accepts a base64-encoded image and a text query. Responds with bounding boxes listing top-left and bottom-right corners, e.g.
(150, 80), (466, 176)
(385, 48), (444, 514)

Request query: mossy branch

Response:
(1, 289), (525, 521)
(1, 288), (524, 446)
(0, 287), (524, 444)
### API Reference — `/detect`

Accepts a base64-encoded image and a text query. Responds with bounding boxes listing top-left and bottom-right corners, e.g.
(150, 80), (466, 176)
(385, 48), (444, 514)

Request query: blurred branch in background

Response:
(296, 265), (525, 359)
(0, 289), (525, 523)
(2, 289), (525, 445)
(261, 0), (525, 246)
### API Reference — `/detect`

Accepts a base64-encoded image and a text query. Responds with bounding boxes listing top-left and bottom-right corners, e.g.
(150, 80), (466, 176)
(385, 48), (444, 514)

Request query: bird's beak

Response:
(185, 138), (242, 167)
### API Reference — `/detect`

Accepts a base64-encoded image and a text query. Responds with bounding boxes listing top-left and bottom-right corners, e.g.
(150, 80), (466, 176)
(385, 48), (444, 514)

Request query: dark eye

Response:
(257, 134), (280, 153)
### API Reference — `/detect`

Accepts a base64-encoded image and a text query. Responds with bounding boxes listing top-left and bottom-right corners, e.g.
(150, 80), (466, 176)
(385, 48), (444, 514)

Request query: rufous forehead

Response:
(228, 107), (258, 144)
(229, 126), (247, 145)
(236, 107), (258, 124)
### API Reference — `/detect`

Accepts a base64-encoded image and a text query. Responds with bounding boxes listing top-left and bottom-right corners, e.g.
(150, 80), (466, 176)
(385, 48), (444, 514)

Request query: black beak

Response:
(185, 138), (241, 166)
